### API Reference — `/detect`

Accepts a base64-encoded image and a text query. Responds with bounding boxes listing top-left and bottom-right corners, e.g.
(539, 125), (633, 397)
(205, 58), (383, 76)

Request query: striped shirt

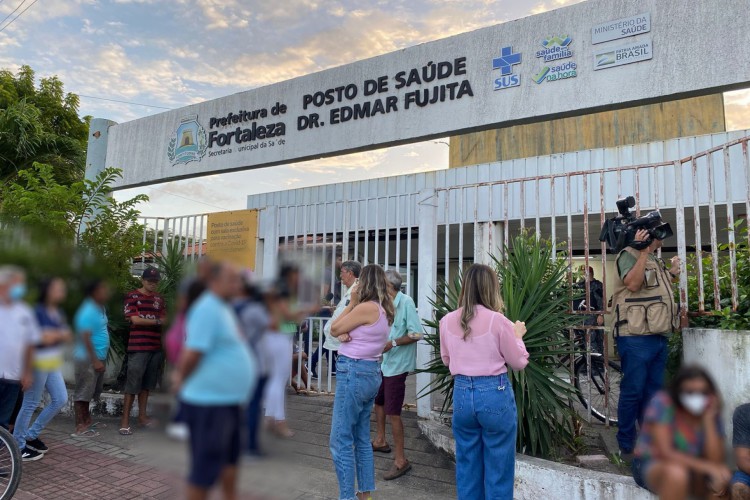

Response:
(124, 290), (166, 352)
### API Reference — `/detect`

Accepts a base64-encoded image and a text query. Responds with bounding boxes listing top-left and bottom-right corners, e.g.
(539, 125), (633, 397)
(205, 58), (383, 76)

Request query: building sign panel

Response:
(101, 0), (750, 189)
(592, 13), (651, 44)
(594, 39), (653, 70)
(206, 210), (258, 270)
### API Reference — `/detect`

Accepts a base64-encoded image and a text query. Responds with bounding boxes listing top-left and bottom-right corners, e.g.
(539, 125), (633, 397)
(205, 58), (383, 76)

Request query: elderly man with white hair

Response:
(371, 269), (422, 480)
(0, 266), (40, 432)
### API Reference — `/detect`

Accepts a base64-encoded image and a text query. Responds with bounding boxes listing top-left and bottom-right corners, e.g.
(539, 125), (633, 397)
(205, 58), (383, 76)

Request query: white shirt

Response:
(0, 302), (41, 380)
(323, 283), (356, 351)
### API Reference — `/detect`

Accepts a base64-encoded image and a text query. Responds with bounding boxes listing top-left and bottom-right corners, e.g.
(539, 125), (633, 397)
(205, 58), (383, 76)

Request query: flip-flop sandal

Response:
(372, 443), (392, 453)
(71, 429), (100, 438)
(90, 422), (108, 429)
(383, 461), (412, 480)
(118, 427), (133, 436)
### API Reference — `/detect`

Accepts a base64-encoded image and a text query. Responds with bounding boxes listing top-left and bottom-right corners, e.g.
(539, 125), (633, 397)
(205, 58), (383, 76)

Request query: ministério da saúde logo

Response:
(168, 115), (208, 166)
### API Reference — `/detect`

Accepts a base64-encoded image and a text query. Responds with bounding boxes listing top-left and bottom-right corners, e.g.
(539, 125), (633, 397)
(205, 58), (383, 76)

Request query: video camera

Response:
(598, 196), (673, 254)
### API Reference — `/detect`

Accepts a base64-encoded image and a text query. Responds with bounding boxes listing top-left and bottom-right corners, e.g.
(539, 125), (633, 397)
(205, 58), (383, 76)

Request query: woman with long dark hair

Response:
(440, 264), (529, 499)
(13, 278), (72, 461)
(632, 364), (731, 499)
(329, 264), (394, 500)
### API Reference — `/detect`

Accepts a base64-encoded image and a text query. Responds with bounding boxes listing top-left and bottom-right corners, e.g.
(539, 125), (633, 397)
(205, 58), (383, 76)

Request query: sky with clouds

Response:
(2, 0), (748, 216)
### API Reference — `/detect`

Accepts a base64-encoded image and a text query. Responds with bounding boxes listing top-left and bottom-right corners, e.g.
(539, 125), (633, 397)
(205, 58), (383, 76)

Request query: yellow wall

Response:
(449, 94), (726, 168)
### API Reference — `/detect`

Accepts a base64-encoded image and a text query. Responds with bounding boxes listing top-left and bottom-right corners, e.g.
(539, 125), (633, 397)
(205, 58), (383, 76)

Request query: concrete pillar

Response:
(261, 206), (279, 280)
(84, 118), (117, 181)
(416, 188), (437, 418)
(474, 221), (504, 265)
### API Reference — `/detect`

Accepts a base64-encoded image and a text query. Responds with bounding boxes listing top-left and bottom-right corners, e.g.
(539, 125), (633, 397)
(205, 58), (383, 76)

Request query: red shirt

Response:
(124, 290), (166, 352)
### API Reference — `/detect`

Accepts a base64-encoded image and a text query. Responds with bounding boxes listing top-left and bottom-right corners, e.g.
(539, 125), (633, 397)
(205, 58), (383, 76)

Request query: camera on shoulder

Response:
(599, 196), (673, 254)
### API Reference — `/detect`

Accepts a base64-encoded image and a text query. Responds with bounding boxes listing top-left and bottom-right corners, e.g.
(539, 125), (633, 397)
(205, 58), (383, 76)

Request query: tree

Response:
(0, 65), (89, 185)
(0, 163), (148, 291)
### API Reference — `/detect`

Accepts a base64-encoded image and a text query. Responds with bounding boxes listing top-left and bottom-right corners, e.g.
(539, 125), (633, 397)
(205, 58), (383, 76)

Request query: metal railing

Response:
(265, 136), (750, 422)
(135, 214), (209, 273)
(294, 316), (338, 395)
(427, 135), (750, 423)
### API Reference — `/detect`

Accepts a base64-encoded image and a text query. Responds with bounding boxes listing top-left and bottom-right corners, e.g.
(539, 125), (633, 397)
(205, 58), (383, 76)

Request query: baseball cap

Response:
(142, 267), (161, 281)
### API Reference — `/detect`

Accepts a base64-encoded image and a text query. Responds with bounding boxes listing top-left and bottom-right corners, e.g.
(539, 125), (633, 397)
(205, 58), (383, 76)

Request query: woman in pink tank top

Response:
(440, 264), (528, 500)
(329, 265), (394, 500)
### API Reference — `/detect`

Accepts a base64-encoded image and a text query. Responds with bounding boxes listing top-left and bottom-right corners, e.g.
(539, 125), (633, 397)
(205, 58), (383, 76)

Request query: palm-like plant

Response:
(419, 232), (581, 458)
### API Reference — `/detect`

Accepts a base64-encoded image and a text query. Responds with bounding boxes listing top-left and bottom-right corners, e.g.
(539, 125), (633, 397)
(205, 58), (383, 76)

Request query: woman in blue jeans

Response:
(329, 265), (394, 500)
(14, 278), (72, 461)
(439, 264), (529, 499)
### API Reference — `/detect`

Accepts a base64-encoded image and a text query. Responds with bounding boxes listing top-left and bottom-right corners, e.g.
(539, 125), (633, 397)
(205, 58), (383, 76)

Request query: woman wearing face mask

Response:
(632, 364), (731, 499)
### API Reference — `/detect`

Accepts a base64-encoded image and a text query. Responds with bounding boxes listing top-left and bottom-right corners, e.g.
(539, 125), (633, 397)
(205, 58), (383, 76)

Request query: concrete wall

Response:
(103, 0), (750, 189)
(418, 419), (655, 500)
(449, 94), (726, 166)
(683, 328), (750, 451)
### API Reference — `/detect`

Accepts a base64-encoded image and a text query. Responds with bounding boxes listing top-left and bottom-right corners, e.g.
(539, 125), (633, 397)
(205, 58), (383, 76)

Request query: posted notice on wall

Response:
(206, 209), (258, 270)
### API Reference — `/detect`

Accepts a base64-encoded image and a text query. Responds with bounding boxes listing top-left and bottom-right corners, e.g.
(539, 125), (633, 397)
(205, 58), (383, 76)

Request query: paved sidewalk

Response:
(13, 391), (456, 500)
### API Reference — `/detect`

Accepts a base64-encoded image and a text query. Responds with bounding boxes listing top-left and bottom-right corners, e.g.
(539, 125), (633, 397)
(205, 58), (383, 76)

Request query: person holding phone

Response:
(439, 264), (529, 500)
(631, 365), (731, 499)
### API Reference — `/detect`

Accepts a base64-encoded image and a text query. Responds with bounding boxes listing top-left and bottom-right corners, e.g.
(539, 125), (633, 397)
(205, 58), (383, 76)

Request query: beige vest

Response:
(610, 248), (678, 337)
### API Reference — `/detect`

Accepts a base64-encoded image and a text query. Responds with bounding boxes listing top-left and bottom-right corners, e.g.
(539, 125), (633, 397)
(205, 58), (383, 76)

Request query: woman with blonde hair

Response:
(440, 263), (529, 500)
(329, 264), (394, 500)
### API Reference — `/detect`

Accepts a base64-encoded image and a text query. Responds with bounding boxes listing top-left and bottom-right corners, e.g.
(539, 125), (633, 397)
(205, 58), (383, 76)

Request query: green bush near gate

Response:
(665, 219), (750, 380)
(418, 232), (582, 458)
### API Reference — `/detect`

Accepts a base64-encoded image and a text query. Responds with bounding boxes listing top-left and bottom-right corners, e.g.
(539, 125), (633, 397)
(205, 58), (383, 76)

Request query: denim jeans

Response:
(616, 334), (668, 452)
(13, 369), (68, 449)
(329, 355), (381, 500)
(246, 375), (268, 453)
(0, 380), (21, 429)
(452, 373), (517, 500)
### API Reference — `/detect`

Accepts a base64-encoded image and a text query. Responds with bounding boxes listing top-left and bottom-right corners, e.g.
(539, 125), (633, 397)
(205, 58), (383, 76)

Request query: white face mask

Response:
(680, 393), (709, 416)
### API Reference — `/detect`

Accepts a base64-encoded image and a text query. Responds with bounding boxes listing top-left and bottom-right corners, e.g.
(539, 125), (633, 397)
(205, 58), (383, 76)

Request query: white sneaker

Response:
(166, 422), (189, 442)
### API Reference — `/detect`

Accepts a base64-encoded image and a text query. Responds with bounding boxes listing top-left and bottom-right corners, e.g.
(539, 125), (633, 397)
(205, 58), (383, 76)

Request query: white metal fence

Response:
(260, 135), (750, 420)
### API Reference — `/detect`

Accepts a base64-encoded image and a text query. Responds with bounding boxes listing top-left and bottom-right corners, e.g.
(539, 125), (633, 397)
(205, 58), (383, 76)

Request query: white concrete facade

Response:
(98, 0), (750, 189)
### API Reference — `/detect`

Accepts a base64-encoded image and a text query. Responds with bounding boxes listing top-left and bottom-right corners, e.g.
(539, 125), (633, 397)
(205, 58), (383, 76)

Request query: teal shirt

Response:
(181, 292), (256, 405)
(381, 292), (422, 377)
(73, 298), (110, 361)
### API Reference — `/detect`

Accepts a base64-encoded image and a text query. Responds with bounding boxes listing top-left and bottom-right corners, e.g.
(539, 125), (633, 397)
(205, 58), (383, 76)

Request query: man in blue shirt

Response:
(172, 262), (256, 500)
(72, 279), (111, 438)
(372, 270), (422, 480)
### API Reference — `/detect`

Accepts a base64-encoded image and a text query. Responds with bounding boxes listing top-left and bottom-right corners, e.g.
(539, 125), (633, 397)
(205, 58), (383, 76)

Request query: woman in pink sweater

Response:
(440, 264), (529, 500)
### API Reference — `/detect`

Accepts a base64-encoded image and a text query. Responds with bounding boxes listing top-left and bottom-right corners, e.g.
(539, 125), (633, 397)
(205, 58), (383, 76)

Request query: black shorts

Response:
(182, 402), (242, 489)
(124, 351), (163, 395)
(374, 372), (408, 416)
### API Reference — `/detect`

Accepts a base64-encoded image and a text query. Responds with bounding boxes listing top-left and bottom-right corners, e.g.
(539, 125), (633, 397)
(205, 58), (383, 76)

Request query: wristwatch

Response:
(391, 339), (397, 348)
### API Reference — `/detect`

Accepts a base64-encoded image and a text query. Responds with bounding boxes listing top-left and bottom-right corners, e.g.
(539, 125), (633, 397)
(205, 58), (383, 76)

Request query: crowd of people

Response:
(2, 224), (750, 500)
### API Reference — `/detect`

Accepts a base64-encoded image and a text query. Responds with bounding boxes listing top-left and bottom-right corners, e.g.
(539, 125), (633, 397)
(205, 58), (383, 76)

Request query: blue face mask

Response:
(9, 283), (27, 301)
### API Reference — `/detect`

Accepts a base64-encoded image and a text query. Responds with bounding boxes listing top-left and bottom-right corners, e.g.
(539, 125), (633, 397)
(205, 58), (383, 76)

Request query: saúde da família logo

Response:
(167, 115), (208, 166)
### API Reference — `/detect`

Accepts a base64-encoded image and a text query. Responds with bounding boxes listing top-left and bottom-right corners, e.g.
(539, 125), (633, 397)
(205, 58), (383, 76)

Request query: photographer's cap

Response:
(142, 267), (161, 281)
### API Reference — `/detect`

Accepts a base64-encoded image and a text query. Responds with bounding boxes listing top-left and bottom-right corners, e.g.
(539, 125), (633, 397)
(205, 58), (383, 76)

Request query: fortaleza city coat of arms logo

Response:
(167, 115), (208, 166)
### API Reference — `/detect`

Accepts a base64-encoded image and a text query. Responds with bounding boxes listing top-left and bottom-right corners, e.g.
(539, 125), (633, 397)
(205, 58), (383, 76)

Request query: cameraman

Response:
(613, 228), (680, 459)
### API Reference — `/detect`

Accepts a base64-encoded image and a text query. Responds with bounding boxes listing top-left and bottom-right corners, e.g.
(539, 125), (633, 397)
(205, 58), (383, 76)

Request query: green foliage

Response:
(1, 164), (148, 291)
(0, 65), (89, 184)
(684, 219), (750, 330)
(419, 232), (581, 458)
(154, 238), (187, 319)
